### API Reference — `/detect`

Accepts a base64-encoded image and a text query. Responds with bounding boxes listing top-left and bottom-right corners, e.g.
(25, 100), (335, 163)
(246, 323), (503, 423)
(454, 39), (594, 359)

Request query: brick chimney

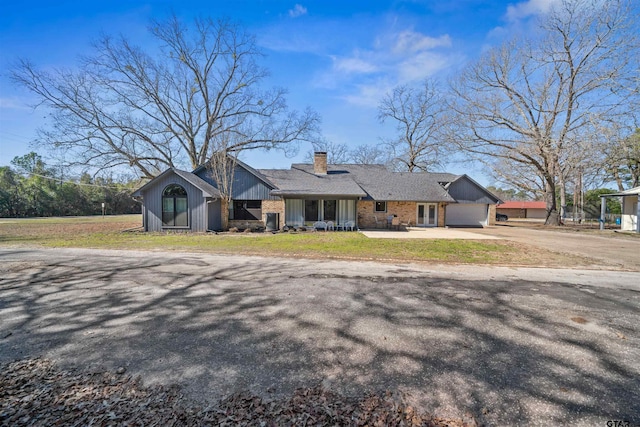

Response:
(313, 151), (327, 175)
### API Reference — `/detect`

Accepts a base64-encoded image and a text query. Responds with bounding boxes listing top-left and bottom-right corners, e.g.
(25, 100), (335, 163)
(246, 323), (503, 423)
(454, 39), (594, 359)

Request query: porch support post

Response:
(636, 198), (640, 233)
(600, 196), (606, 230)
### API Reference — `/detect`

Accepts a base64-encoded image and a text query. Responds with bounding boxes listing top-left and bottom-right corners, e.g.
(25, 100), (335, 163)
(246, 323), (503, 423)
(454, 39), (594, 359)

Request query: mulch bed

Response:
(1, 358), (476, 426)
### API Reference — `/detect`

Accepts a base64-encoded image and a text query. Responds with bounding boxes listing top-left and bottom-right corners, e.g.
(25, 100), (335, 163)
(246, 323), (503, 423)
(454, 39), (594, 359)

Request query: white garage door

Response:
(446, 204), (488, 227)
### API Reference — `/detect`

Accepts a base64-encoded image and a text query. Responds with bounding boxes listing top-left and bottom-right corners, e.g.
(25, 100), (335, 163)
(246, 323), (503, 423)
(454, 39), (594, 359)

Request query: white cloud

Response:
(288, 4), (308, 18)
(393, 31), (451, 54)
(330, 28), (454, 81)
(505, 0), (559, 21)
(331, 53), (378, 74)
(0, 97), (31, 110)
(484, 0), (560, 48)
(398, 51), (453, 82)
(342, 79), (396, 108)
(321, 28), (461, 107)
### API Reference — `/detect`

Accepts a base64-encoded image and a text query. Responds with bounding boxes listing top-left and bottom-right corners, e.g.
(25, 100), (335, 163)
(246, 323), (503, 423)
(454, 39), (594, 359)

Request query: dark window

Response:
(304, 200), (318, 222)
(323, 200), (336, 221)
(162, 184), (188, 227)
(233, 200), (262, 220)
(375, 201), (387, 212)
(245, 200), (261, 209)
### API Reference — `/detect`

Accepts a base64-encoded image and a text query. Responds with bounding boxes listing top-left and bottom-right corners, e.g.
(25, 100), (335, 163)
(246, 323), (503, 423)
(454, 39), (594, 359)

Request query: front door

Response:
(417, 203), (437, 227)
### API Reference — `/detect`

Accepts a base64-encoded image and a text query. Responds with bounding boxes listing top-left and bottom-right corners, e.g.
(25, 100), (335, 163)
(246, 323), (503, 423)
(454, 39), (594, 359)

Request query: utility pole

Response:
(573, 180), (580, 225)
(579, 170), (584, 225)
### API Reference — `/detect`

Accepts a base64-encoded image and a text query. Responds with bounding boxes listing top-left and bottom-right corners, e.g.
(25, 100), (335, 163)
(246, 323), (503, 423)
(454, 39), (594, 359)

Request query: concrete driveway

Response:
(467, 225), (640, 270)
(361, 227), (500, 239)
(361, 224), (639, 271)
(1, 247), (638, 426)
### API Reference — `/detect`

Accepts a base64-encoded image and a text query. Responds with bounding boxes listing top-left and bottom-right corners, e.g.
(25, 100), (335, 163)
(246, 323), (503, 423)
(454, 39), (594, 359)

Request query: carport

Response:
(600, 186), (640, 232)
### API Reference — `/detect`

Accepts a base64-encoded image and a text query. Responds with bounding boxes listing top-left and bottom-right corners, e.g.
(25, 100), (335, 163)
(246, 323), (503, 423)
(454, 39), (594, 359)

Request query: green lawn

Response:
(0, 214), (588, 266)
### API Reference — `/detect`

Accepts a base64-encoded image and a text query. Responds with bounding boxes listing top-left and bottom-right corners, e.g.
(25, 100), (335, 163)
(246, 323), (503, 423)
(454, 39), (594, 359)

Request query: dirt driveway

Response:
(467, 225), (640, 270)
(1, 247), (639, 426)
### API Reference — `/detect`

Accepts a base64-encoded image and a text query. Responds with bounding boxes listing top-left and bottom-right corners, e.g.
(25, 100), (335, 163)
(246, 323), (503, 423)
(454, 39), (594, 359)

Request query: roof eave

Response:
(270, 191), (366, 199)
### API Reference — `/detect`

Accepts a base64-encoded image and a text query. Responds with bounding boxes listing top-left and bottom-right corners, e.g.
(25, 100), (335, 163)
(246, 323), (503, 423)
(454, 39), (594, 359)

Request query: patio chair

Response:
(373, 215), (382, 229)
(387, 215), (395, 228)
(391, 216), (400, 230)
(344, 220), (355, 231)
(313, 221), (327, 231)
(326, 221), (335, 231)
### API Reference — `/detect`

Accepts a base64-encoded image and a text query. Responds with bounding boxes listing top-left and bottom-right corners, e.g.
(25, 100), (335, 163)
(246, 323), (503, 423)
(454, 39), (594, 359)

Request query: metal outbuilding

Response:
(600, 186), (640, 232)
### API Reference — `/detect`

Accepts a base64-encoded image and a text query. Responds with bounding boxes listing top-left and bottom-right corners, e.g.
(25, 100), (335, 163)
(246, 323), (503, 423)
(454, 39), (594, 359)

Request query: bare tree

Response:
(304, 140), (351, 164)
(604, 128), (640, 190)
(378, 78), (446, 172)
(448, 0), (638, 224)
(11, 15), (320, 178)
(303, 142), (391, 166)
(487, 155), (547, 198)
(349, 144), (390, 165)
(206, 148), (238, 230)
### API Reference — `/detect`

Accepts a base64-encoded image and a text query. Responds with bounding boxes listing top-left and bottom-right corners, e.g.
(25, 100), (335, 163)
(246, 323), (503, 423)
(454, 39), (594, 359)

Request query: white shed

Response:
(600, 186), (640, 233)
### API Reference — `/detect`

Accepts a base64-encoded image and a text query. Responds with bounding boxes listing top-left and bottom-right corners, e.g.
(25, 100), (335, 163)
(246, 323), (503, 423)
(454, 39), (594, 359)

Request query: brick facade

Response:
(262, 199), (285, 229)
(227, 198), (496, 230)
(438, 203), (446, 227)
(357, 200), (382, 228)
(357, 200), (448, 228)
(487, 204), (497, 226)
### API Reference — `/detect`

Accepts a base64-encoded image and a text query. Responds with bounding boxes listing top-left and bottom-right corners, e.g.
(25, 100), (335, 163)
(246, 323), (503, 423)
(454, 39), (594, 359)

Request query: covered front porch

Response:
(283, 198), (358, 229)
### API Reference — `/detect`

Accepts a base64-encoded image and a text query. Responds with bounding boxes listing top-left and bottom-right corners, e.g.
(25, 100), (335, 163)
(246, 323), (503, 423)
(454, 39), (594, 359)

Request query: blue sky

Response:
(0, 0), (559, 184)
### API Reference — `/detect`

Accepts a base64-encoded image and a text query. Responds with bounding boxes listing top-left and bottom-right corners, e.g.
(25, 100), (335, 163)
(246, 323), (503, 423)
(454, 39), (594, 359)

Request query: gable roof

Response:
(258, 166), (367, 198)
(133, 160), (498, 205)
(332, 164), (456, 202)
(132, 167), (221, 198)
(268, 163), (457, 202)
(192, 157), (276, 190)
(446, 175), (502, 204)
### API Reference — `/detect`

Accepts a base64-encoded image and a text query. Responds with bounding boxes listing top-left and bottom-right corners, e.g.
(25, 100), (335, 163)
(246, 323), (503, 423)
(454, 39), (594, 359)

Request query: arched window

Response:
(162, 184), (188, 227)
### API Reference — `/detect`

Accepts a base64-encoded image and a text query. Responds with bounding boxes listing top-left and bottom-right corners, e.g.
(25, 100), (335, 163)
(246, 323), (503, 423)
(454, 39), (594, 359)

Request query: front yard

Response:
(0, 215), (593, 267)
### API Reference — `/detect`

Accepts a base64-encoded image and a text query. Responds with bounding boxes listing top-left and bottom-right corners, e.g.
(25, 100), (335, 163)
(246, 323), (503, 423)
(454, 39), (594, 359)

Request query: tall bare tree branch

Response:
(378, 78), (447, 172)
(448, 0), (638, 224)
(11, 15), (320, 178)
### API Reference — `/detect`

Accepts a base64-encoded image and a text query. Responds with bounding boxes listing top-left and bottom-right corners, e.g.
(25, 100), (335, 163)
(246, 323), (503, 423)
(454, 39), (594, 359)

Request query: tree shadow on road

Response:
(0, 250), (638, 425)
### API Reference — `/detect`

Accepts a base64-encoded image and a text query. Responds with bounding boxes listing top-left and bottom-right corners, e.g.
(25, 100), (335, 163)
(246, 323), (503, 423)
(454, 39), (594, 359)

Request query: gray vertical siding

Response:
(208, 199), (222, 231)
(447, 176), (499, 204)
(232, 166), (277, 200)
(141, 172), (209, 232)
(195, 164), (277, 200)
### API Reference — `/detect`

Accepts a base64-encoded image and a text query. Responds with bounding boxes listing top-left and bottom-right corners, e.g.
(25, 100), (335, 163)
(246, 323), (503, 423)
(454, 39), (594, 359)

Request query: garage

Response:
(445, 203), (488, 227)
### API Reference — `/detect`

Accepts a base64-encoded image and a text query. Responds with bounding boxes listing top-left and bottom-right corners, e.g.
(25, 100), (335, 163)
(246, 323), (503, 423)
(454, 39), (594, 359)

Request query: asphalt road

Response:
(1, 247), (639, 426)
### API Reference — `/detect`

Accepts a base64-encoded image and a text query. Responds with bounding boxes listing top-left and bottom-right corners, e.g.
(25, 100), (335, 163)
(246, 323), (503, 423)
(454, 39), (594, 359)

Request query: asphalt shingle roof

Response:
(280, 164), (456, 202)
(134, 159), (496, 205)
(258, 167), (367, 198)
